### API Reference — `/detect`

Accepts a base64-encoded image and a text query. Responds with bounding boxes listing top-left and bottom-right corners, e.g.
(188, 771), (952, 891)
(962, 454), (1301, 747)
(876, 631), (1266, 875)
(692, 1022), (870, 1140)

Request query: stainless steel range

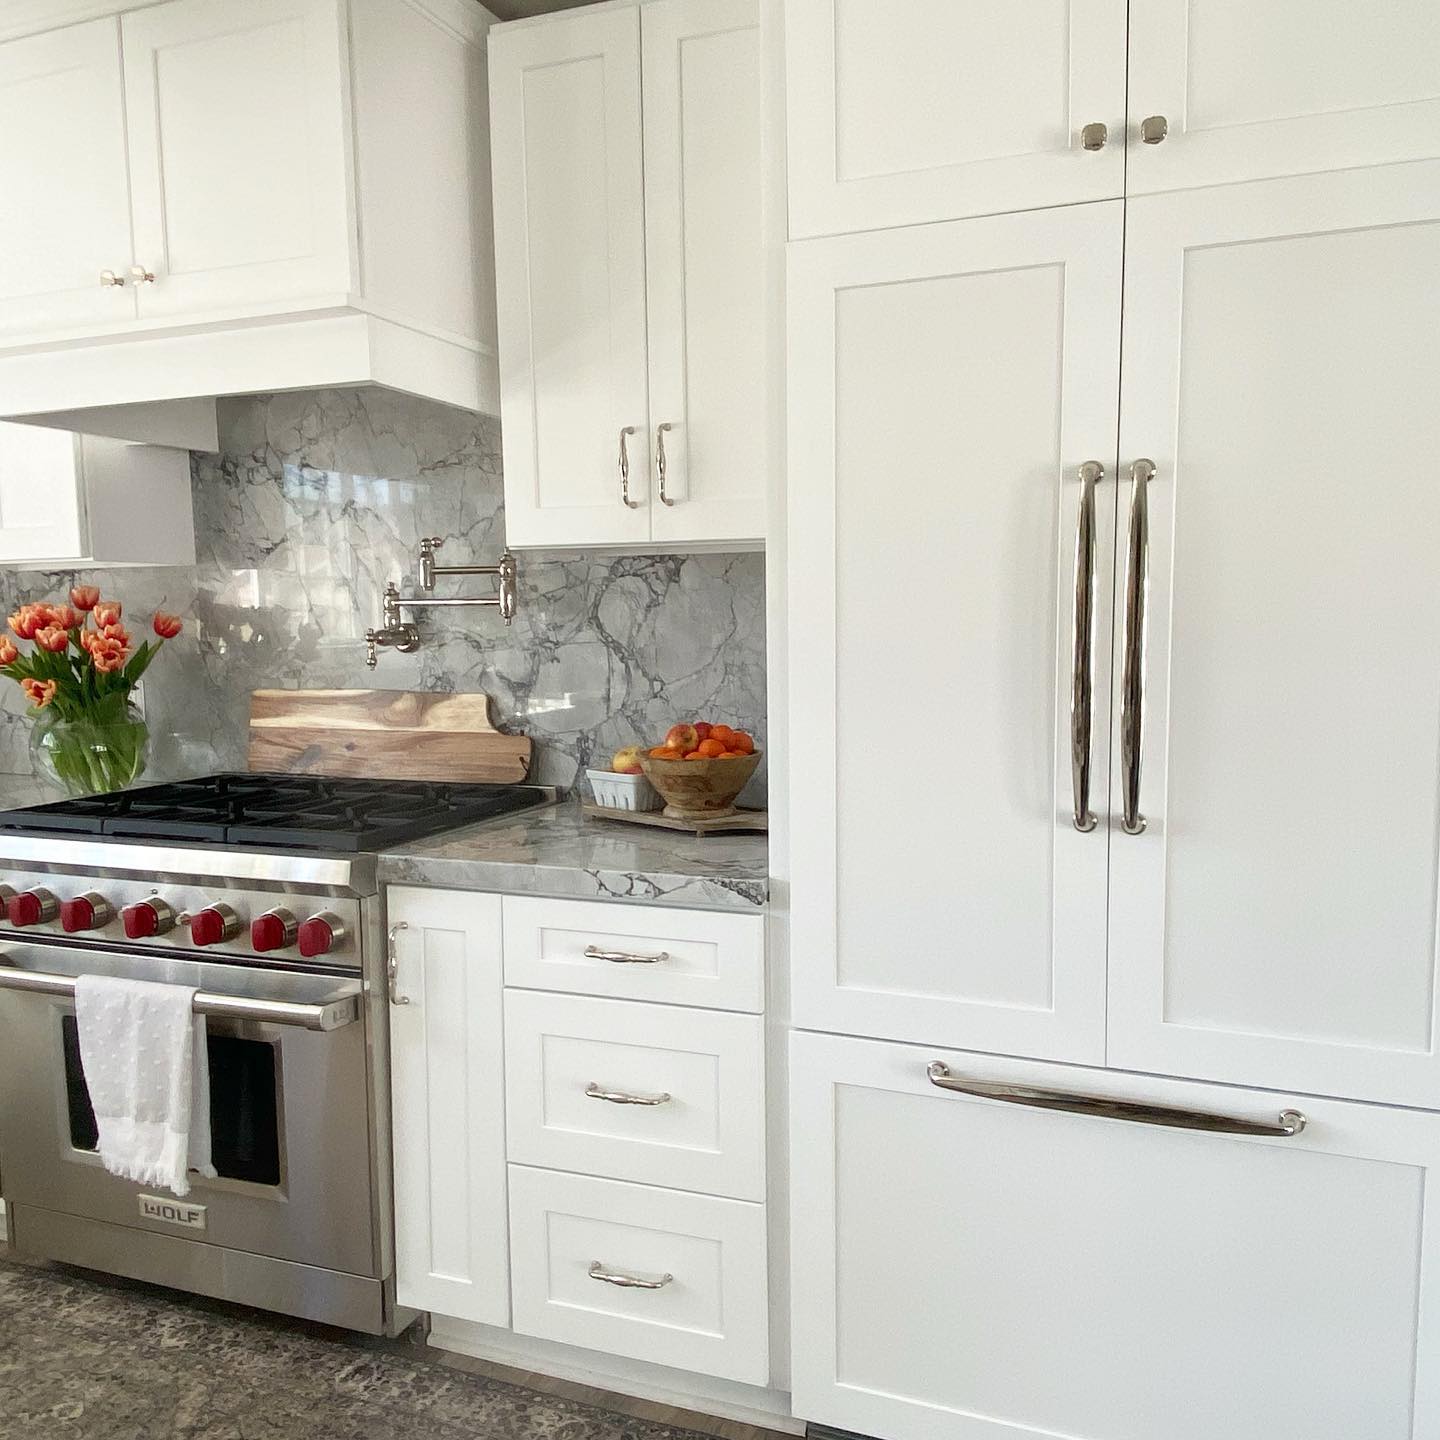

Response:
(0, 773), (552, 1334)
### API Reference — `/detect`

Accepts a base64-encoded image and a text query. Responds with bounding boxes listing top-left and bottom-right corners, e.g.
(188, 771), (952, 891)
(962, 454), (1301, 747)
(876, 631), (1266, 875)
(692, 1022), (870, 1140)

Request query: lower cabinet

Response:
(509, 1165), (769, 1385)
(388, 887), (510, 1327)
(791, 1030), (1440, 1440)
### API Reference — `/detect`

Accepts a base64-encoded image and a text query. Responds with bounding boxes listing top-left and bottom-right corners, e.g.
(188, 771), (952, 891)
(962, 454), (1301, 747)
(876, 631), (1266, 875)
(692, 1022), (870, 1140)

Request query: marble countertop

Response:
(378, 797), (769, 911)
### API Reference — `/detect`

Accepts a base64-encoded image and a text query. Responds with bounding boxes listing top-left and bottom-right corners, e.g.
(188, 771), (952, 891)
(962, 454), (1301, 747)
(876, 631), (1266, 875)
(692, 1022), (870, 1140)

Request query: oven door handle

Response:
(0, 965), (362, 1032)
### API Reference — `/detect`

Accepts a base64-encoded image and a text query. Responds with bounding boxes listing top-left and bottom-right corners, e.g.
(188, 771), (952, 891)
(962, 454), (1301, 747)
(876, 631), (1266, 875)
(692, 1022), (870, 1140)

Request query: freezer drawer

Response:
(791, 1030), (1440, 1440)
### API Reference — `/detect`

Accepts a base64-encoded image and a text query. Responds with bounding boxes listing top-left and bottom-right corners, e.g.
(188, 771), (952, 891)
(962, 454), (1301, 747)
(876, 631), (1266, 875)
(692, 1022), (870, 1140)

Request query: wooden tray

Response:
(583, 801), (769, 837)
(249, 689), (531, 783)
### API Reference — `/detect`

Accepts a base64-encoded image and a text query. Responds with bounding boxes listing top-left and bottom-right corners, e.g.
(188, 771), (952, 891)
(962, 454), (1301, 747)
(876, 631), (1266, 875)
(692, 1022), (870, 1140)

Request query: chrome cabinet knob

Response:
(1080, 122), (1108, 151)
(100, 269), (126, 288)
(1140, 115), (1168, 145)
(130, 264), (157, 284)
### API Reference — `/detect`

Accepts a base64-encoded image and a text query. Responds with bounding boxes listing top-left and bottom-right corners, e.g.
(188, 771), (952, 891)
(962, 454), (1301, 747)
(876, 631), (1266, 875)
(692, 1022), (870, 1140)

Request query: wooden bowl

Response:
(639, 751), (762, 821)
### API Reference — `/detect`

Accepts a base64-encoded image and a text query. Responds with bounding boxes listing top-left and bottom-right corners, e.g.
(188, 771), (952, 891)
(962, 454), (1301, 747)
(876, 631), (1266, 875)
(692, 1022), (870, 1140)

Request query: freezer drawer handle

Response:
(589, 1260), (674, 1290)
(1120, 458), (1154, 835)
(586, 1081), (672, 1107)
(0, 964), (361, 1033)
(926, 1062), (1307, 1138)
(584, 944), (670, 965)
(1070, 460), (1104, 832)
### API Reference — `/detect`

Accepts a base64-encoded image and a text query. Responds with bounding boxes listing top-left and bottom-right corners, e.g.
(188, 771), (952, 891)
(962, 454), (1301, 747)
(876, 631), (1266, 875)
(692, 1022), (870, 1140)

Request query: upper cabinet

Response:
(0, 0), (500, 422)
(787, 0), (1440, 236)
(786, 0), (1127, 237)
(490, 0), (766, 551)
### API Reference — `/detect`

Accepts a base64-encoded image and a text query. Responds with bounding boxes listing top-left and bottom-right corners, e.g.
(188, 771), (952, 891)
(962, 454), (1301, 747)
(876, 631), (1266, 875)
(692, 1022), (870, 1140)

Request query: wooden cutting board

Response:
(248, 689), (532, 783)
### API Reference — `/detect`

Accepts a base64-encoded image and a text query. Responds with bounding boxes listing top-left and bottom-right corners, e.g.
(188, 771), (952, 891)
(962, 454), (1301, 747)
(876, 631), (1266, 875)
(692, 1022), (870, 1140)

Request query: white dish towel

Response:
(74, 974), (217, 1198)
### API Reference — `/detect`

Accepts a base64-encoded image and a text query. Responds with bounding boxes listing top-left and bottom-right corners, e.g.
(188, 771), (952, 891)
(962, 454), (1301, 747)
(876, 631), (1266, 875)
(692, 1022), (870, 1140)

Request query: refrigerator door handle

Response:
(1120, 458), (1155, 834)
(1070, 461), (1104, 832)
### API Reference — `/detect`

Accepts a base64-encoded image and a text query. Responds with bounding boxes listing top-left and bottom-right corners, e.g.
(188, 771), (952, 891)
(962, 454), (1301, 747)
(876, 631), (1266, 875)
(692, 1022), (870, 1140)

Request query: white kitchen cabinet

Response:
(0, 19), (135, 341)
(388, 887), (510, 1329)
(119, 0), (350, 319)
(0, 422), (193, 567)
(791, 1029), (1440, 1440)
(787, 203), (1122, 1064)
(490, 0), (765, 550)
(1107, 162), (1440, 1110)
(0, 0), (499, 422)
(1127, 0), (1440, 194)
(785, 0), (1127, 238)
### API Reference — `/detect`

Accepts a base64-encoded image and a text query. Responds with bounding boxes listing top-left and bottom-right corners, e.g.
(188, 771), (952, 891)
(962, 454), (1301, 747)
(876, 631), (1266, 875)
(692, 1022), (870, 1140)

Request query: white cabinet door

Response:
(643, 0), (765, 546)
(1129, 0), (1440, 194)
(0, 423), (85, 562)
(788, 204), (1122, 1063)
(120, 0), (352, 319)
(1108, 163), (1440, 1109)
(0, 20), (136, 341)
(785, 0), (1126, 238)
(387, 887), (510, 1328)
(791, 1030), (1440, 1440)
(491, 7), (651, 548)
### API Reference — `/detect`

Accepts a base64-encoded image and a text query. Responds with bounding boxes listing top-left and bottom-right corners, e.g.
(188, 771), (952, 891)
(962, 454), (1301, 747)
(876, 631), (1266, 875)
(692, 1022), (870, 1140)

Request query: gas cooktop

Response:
(0, 772), (551, 852)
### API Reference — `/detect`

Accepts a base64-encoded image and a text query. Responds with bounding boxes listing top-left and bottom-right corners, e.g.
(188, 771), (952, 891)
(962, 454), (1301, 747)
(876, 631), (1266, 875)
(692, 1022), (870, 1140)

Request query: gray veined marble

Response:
(380, 798), (769, 911)
(0, 388), (768, 811)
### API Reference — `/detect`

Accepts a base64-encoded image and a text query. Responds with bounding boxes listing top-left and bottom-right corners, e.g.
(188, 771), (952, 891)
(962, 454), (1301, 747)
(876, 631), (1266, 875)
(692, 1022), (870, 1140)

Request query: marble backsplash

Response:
(0, 388), (766, 800)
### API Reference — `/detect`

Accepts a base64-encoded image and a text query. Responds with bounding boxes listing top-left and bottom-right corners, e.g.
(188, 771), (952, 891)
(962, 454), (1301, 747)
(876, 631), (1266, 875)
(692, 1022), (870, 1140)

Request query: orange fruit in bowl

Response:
(697, 738), (726, 758)
(730, 731), (755, 754)
(709, 724), (735, 746)
(649, 745), (684, 759)
(683, 751), (707, 761)
(719, 749), (745, 758)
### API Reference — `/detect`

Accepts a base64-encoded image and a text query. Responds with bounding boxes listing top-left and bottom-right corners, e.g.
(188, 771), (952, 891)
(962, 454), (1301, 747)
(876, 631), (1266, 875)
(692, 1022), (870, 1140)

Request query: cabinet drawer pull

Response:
(1070, 460), (1104, 832)
(926, 1062), (1307, 1138)
(656, 421), (675, 505)
(1120, 458), (1154, 835)
(586, 1081), (671, 1107)
(386, 921), (411, 1006)
(584, 944), (670, 965)
(99, 269), (126, 288)
(619, 426), (640, 508)
(130, 264), (156, 284)
(1140, 114), (1169, 145)
(589, 1260), (674, 1289)
(1080, 121), (1108, 151)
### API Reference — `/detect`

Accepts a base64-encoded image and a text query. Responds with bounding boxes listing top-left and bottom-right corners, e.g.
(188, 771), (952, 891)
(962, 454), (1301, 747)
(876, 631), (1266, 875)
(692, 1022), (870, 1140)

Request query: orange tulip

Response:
(50, 605), (80, 631)
(34, 626), (69, 654)
(0, 637), (18, 666)
(92, 601), (122, 628)
(88, 637), (129, 674)
(20, 678), (57, 709)
(69, 586), (100, 612)
(152, 611), (183, 639)
(8, 606), (41, 640)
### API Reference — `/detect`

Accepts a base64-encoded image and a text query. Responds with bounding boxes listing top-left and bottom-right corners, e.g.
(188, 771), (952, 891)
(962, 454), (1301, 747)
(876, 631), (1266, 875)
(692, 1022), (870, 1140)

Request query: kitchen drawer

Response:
(502, 896), (763, 1012)
(504, 991), (765, 1200)
(508, 1165), (769, 1385)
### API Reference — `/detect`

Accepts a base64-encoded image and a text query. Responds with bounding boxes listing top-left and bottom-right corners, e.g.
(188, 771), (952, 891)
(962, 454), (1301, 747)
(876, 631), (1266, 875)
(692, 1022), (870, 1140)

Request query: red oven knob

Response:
(61, 893), (115, 933)
(251, 908), (298, 953)
(122, 898), (176, 939)
(8, 888), (58, 927)
(189, 903), (241, 947)
(297, 912), (347, 958)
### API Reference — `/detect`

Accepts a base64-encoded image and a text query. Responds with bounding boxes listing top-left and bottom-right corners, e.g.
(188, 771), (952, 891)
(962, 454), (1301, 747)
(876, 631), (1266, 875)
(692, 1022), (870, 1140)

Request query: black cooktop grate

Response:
(0, 773), (547, 851)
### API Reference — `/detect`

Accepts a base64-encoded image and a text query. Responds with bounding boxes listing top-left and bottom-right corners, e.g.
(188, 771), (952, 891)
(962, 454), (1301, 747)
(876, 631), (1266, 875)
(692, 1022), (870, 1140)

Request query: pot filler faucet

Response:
(365, 537), (518, 668)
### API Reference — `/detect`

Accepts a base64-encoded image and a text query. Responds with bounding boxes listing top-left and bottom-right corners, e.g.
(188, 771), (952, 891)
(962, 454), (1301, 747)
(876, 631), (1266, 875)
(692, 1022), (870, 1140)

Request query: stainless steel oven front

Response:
(0, 933), (407, 1334)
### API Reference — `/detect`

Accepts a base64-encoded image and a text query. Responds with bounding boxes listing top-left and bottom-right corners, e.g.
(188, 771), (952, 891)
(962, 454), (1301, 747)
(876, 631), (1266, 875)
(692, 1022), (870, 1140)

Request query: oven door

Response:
(0, 941), (380, 1279)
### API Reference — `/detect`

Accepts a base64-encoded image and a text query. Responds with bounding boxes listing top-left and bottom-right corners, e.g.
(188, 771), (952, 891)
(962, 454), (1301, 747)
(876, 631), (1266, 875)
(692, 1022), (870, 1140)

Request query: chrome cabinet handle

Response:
(589, 1261), (673, 1290)
(130, 264), (156, 284)
(1080, 122), (1108, 151)
(386, 921), (411, 1006)
(584, 944), (669, 965)
(586, 1081), (671, 1106)
(100, 269), (126, 288)
(619, 426), (639, 508)
(1070, 461), (1104, 832)
(655, 422), (675, 505)
(1120, 459), (1153, 835)
(1140, 115), (1168, 145)
(927, 1063), (1307, 1138)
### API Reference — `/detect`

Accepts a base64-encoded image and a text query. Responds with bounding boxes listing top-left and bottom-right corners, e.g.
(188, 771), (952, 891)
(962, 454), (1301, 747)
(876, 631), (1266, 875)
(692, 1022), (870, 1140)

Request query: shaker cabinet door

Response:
(120, 0), (352, 320)
(791, 1030), (1440, 1440)
(1107, 163), (1440, 1108)
(785, 0), (1126, 238)
(1128, 0), (1440, 194)
(490, 6), (651, 548)
(643, 0), (766, 547)
(0, 423), (86, 563)
(0, 19), (136, 342)
(388, 887), (510, 1328)
(787, 204), (1122, 1065)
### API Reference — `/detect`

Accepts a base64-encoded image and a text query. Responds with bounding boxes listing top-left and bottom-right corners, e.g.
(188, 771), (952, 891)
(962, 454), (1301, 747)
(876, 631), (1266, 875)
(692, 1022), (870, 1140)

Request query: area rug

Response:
(0, 1253), (717, 1440)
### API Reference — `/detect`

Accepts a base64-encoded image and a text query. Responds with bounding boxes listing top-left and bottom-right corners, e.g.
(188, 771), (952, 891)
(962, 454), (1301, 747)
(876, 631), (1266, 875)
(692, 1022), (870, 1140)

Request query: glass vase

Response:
(30, 704), (151, 798)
